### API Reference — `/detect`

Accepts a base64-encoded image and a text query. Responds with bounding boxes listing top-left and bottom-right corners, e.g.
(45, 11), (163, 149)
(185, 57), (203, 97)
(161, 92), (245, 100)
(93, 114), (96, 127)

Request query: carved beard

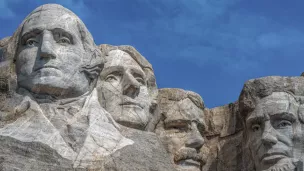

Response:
(262, 158), (297, 171)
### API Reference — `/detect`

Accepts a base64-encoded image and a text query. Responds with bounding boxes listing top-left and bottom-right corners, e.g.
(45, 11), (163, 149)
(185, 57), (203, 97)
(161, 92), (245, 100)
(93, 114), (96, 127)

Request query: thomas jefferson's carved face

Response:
(16, 10), (89, 98)
(155, 98), (206, 171)
(245, 92), (301, 171)
(98, 50), (151, 130)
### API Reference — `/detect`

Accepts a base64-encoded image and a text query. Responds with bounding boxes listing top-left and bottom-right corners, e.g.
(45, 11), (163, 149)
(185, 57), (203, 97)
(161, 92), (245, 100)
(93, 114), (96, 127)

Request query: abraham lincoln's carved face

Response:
(245, 92), (301, 171)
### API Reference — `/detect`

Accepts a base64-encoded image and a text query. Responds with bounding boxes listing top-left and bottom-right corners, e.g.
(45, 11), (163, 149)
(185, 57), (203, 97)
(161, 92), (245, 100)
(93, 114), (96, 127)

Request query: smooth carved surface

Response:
(1, 3), (304, 171)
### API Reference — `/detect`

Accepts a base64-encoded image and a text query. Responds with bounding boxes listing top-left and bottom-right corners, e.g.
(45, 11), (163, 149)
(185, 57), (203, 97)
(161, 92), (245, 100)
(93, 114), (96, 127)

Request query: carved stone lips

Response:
(119, 101), (143, 109)
(177, 159), (201, 168)
(260, 152), (286, 163)
(34, 65), (58, 71)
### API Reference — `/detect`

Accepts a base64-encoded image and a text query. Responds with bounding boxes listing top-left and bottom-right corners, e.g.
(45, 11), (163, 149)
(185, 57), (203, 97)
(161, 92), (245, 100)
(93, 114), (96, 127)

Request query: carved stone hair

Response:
(238, 76), (304, 123)
(157, 88), (206, 131)
(158, 88), (205, 111)
(6, 4), (104, 87)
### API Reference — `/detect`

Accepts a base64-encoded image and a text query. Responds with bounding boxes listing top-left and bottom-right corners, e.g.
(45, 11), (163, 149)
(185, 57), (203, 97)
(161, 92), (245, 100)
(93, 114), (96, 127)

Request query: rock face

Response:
(97, 44), (158, 131)
(0, 3), (303, 171)
(156, 88), (206, 171)
(238, 76), (304, 171)
(0, 4), (173, 171)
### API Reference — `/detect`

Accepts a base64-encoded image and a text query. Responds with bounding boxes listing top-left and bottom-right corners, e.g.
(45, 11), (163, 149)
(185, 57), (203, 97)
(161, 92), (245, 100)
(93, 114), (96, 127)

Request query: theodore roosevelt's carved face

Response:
(156, 97), (206, 171)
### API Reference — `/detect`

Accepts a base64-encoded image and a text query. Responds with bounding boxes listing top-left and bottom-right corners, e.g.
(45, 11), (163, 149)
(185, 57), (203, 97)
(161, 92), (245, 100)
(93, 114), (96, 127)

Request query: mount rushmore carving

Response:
(0, 3), (303, 171)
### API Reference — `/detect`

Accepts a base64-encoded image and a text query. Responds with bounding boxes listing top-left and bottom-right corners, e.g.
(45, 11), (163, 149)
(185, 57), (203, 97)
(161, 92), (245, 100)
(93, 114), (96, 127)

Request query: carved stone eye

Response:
(277, 120), (292, 128)
(135, 77), (145, 85)
(26, 39), (37, 46)
(58, 37), (71, 44)
(251, 124), (260, 132)
(106, 75), (118, 82)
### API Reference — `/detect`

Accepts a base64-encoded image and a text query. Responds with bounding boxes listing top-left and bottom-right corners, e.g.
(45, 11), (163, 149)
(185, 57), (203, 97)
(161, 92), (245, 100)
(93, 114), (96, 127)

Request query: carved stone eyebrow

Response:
(164, 118), (191, 127)
(245, 115), (265, 127)
(100, 66), (124, 78)
(21, 28), (43, 43)
(52, 28), (74, 43)
(131, 68), (146, 79)
(269, 112), (297, 122)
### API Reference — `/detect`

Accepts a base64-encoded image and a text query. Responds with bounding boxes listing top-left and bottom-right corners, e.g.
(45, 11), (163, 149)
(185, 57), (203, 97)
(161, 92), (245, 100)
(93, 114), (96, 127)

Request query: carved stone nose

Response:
(261, 123), (278, 146)
(123, 84), (140, 98)
(261, 131), (278, 146)
(122, 72), (140, 98)
(186, 136), (204, 149)
(40, 31), (56, 59)
(185, 126), (205, 150)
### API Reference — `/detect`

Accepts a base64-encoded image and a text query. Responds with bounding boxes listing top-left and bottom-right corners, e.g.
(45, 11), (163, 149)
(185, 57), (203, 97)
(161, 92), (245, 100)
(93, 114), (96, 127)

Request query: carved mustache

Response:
(174, 147), (204, 164)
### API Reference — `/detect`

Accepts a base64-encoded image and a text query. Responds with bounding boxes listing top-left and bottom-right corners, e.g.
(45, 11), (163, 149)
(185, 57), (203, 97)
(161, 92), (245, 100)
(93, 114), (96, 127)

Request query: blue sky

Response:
(1, 0), (304, 108)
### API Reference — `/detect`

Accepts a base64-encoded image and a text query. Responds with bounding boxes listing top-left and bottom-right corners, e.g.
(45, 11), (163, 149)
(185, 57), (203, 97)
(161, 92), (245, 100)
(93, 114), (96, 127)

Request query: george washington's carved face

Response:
(16, 10), (90, 98)
(245, 92), (300, 171)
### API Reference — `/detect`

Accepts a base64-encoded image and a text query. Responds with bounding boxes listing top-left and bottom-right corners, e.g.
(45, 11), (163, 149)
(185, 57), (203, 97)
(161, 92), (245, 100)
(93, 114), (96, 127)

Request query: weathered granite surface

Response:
(1, 3), (303, 171)
(97, 44), (158, 131)
(239, 76), (304, 171)
(156, 88), (206, 171)
(0, 4), (173, 171)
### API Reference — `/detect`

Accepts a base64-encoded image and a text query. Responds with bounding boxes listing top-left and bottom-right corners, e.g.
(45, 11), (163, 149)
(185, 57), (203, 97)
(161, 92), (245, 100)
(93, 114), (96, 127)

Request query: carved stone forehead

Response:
(106, 49), (141, 67)
(239, 76), (304, 120)
(247, 92), (299, 120)
(166, 98), (203, 121)
(22, 4), (80, 37)
(27, 4), (76, 18)
(158, 88), (205, 122)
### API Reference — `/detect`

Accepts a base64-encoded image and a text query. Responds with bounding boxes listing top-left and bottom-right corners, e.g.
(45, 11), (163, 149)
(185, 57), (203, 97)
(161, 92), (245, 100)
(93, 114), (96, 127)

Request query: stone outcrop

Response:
(0, 3), (303, 171)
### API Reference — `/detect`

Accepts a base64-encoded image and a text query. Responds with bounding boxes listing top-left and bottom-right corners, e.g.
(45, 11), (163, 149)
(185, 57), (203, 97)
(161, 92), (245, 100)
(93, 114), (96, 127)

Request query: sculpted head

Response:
(239, 76), (304, 171)
(9, 4), (103, 99)
(155, 88), (206, 171)
(97, 45), (157, 130)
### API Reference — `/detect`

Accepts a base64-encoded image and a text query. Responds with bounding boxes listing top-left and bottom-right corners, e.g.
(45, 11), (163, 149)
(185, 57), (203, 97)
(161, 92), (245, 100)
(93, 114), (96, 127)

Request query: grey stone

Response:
(0, 4), (133, 170)
(155, 88), (206, 171)
(239, 76), (304, 171)
(102, 127), (176, 171)
(202, 102), (244, 171)
(2, 2), (303, 171)
(97, 44), (158, 131)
